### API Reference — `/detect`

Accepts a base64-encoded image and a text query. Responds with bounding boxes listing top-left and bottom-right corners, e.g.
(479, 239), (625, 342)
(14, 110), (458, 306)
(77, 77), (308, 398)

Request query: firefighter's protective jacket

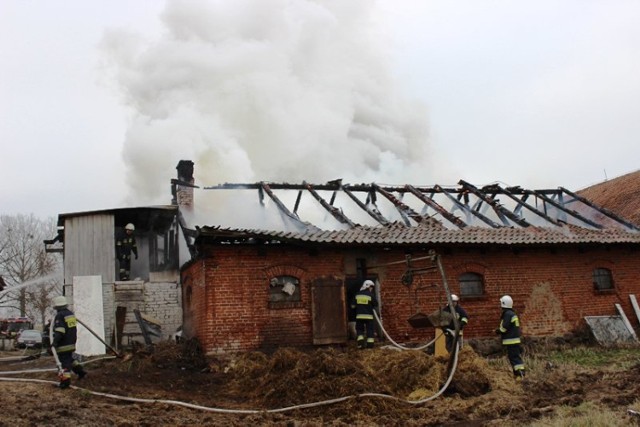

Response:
(443, 304), (469, 332)
(497, 308), (521, 345)
(116, 230), (138, 260)
(53, 307), (78, 353)
(353, 289), (378, 320)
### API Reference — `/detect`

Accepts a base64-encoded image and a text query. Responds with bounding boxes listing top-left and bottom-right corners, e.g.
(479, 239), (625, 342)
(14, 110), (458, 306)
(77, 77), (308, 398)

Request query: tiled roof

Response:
(577, 170), (640, 226)
(197, 221), (640, 246)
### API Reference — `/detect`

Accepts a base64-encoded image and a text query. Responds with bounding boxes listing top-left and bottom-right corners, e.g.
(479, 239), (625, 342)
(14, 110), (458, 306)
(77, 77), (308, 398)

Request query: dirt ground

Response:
(0, 339), (639, 427)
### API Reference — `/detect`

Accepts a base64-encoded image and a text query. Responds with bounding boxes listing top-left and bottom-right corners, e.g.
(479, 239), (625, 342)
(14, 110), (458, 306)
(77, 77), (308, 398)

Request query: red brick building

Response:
(179, 180), (640, 354)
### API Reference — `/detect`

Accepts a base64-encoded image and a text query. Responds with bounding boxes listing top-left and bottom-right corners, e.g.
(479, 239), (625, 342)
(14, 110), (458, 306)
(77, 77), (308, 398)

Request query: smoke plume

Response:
(101, 0), (432, 207)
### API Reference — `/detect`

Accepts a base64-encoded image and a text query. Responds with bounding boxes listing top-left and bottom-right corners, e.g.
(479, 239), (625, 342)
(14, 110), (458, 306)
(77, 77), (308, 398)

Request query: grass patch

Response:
(544, 347), (640, 369)
(527, 401), (637, 427)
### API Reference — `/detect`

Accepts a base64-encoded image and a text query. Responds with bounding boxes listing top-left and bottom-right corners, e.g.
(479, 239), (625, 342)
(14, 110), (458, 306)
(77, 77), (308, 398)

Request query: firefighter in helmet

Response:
(52, 296), (86, 388)
(351, 280), (378, 349)
(116, 223), (138, 281)
(442, 294), (469, 353)
(496, 295), (526, 380)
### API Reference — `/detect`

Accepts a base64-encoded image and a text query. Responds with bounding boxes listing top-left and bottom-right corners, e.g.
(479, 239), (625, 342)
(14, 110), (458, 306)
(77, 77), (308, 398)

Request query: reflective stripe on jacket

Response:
(353, 290), (378, 320)
(498, 308), (521, 345)
(116, 232), (138, 259)
(53, 308), (78, 354)
(443, 304), (469, 334)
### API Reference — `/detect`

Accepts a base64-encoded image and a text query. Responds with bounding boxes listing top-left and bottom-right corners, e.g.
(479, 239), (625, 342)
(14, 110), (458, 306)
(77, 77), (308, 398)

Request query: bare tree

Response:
(0, 214), (62, 322)
(26, 279), (62, 329)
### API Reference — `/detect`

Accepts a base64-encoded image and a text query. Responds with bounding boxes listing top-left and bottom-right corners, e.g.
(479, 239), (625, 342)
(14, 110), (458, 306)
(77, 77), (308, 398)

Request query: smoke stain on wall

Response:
(524, 282), (572, 335)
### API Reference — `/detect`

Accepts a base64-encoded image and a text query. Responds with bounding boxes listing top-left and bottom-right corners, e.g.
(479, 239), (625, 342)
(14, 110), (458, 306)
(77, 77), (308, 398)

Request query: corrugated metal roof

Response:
(197, 221), (640, 246)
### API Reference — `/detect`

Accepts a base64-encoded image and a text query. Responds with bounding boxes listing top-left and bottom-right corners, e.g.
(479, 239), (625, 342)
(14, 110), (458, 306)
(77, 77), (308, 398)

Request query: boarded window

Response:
(459, 272), (484, 297)
(269, 275), (301, 303)
(593, 268), (614, 291)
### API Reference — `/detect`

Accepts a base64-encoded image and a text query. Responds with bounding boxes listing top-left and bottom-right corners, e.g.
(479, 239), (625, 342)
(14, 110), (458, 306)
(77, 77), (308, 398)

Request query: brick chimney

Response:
(174, 160), (195, 210)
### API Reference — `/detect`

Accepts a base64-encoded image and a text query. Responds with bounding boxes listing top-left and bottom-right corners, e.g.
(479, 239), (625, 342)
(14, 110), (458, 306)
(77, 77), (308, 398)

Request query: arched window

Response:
(593, 268), (614, 291)
(269, 275), (301, 302)
(458, 272), (484, 297)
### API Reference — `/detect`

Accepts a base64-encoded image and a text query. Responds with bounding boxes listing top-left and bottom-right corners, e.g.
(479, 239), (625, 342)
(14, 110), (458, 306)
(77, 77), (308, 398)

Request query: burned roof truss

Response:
(203, 180), (640, 232)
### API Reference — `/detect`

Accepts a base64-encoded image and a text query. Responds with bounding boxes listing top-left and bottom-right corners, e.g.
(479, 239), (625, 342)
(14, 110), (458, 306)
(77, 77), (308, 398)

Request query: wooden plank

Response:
(615, 303), (639, 341)
(134, 309), (153, 345)
(310, 278), (347, 345)
(114, 283), (144, 292)
(64, 214), (115, 284)
(110, 306), (127, 349)
(113, 291), (144, 302)
(630, 295), (640, 327)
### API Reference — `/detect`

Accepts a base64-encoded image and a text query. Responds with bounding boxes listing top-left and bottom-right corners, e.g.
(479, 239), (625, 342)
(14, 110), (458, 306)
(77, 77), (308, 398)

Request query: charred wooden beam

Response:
(559, 187), (640, 231)
(435, 185), (501, 228)
(373, 184), (422, 226)
(531, 190), (602, 229)
(205, 182), (342, 191)
(303, 182), (356, 228)
(496, 188), (561, 226)
(293, 190), (303, 216)
(342, 185), (390, 226)
(260, 183), (318, 232)
(405, 185), (467, 229)
(460, 180), (530, 227)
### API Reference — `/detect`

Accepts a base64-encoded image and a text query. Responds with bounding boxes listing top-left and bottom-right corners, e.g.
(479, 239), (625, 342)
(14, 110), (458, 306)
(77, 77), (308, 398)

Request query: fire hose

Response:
(2, 317), (460, 414)
(0, 345), (459, 413)
(48, 321), (63, 377)
(48, 315), (124, 379)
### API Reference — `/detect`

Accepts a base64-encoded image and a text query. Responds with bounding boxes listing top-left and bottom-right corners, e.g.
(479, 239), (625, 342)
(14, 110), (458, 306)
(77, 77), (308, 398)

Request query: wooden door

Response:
(311, 277), (347, 345)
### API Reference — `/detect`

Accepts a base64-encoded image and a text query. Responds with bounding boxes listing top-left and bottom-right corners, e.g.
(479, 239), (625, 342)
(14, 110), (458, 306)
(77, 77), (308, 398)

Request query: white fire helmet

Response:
(500, 295), (513, 309)
(125, 223), (135, 231)
(451, 294), (459, 302)
(360, 280), (375, 291)
(53, 296), (68, 308)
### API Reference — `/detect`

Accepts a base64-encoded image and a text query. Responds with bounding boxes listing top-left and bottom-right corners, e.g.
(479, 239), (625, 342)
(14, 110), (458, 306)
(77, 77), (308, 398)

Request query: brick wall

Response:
(183, 244), (640, 354)
(143, 282), (182, 338)
(64, 280), (182, 346)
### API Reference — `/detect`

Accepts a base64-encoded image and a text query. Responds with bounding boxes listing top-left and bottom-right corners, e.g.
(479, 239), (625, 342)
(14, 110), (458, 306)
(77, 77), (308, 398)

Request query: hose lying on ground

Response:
(0, 312), (461, 414)
(0, 348), (458, 414)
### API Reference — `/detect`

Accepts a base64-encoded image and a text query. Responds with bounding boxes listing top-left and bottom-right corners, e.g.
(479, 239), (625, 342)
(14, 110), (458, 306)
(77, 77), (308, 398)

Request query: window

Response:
(149, 228), (178, 272)
(269, 275), (301, 303)
(593, 268), (614, 291)
(458, 272), (484, 297)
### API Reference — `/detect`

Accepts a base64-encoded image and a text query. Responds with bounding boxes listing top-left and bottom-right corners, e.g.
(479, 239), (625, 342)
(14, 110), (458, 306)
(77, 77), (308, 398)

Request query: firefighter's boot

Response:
(356, 336), (365, 349)
(58, 369), (72, 389)
(73, 364), (87, 380)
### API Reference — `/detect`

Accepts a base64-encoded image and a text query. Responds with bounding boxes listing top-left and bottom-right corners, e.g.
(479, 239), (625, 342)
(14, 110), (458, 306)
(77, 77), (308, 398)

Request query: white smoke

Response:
(101, 0), (432, 208)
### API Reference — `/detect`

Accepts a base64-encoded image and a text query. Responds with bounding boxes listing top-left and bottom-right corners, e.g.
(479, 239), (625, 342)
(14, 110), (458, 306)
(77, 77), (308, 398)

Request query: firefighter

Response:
(52, 296), (86, 389)
(495, 295), (526, 380)
(116, 223), (138, 281)
(352, 280), (378, 349)
(442, 294), (469, 353)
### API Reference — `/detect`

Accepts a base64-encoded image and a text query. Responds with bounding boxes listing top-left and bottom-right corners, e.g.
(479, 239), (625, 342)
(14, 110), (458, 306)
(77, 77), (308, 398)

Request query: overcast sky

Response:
(2, 1), (640, 220)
